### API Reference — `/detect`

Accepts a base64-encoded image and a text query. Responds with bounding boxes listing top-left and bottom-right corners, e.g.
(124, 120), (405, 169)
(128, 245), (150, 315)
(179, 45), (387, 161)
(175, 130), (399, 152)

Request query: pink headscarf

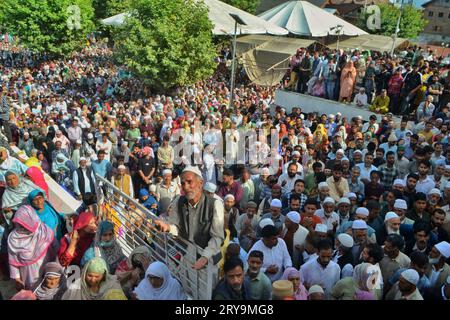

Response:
(26, 166), (49, 198)
(281, 267), (308, 300)
(8, 205), (54, 267)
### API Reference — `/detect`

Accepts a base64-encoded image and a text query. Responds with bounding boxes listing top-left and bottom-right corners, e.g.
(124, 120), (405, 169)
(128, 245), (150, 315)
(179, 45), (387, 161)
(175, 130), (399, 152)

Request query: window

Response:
(434, 26), (442, 32)
(438, 12), (444, 17)
(429, 11), (434, 17)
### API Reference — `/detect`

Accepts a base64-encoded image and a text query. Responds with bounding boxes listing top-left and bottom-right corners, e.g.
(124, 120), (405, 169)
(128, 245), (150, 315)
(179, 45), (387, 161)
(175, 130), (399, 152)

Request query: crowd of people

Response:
(285, 46), (449, 117)
(0, 36), (449, 301)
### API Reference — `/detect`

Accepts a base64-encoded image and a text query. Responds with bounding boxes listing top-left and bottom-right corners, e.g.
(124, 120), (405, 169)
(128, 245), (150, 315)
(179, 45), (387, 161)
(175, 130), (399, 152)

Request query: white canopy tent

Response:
(258, 1), (367, 37)
(101, 0), (288, 36)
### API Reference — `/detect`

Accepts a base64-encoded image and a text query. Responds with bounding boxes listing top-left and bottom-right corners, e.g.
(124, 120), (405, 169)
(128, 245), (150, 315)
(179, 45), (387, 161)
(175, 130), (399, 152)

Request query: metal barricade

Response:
(95, 174), (214, 300)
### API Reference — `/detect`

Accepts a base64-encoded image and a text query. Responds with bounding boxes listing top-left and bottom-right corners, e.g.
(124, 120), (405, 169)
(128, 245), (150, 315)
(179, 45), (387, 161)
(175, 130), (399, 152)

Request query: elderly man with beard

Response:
(245, 250), (272, 300)
(385, 269), (424, 300)
(425, 241), (450, 293)
(213, 258), (251, 300)
(259, 199), (285, 236)
(72, 157), (97, 206)
(376, 212), (402, 246)
(316, 182), (331, 205)
(155, 166), (224, 274)
(249, 225), (292, 282)
(380, 234), (411, 288)
(332, 233), (355, 271)
(282, 211), (309, 269)
(314, 197), (340, 235)
(393, 199), (415, 225)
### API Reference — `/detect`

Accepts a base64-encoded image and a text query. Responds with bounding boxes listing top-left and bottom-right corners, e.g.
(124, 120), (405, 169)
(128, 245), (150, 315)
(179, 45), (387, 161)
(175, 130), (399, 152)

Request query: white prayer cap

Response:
(308, 285), (324, 295)
(394, 199), (408, 210)
(149, 185), (157, 193)
(352, 220), (367, 230)
(446, 181), (450, 189)
(428, 188), (441, 197)
(355, 207), (369, 217)
(130, 120), (136, 125)
(261, 168), (271, 176)
(323, 197), (335, 205)
(162, 169), (172, 176)
(271, 199), (282, 208)
(353, 150), (363, 155)
(24, 131), (29, 136)
(341, 264), (354, 278)
(345, 192), (357, 199)
(286, 211), (301, 224)
(338, 197), (350, 205)
(328, 114), (335, 119)
(435, 241), (450, 258)
(342, 157), (349, 162)
(87, 133), (94, 139)
(79, 157), (87, 163)
(292, 151), (301, 157)
(315, 224), (328, 233)
(224, 194), (235, 201)
(338, 233), (354, 248)
(393, 179), (406, 187)
(401, 269), (420, 286)
(259, 218), (275, 229)
(203, 182), (216, 193)
(182, 165), (203, 178)
(384, 212), (399, 222)
(118, 165), (126, 170)
(318, 182), (329, 190)
(336, 149), (344, 155)
(76, 139), (82, 144)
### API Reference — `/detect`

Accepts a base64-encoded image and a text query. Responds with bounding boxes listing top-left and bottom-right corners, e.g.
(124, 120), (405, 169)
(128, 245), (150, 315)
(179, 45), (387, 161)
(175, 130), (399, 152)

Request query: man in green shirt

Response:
(245, 250), (272, 300)
(125, 121), (141, 149)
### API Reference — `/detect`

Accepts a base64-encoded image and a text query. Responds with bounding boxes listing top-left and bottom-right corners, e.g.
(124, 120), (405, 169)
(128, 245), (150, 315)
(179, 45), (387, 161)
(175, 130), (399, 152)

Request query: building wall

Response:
(422, 0), (450, 37)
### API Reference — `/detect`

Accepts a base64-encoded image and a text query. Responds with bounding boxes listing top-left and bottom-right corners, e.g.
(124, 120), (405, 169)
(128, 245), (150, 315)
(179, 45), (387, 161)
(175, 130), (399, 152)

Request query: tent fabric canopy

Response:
(258, 1), (367, 37)
(101, 0), (288, 36)
(238, 36), (317, 86)
(328, 34), (410, 52)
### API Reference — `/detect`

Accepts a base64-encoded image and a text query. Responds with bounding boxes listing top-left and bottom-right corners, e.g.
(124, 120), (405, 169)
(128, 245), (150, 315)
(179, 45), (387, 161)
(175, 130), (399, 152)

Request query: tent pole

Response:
(229, 20), (238, 110)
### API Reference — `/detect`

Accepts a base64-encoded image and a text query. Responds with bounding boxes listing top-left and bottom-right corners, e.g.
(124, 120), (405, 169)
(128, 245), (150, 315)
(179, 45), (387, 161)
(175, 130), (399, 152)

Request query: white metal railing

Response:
(95, 174), (215, 300)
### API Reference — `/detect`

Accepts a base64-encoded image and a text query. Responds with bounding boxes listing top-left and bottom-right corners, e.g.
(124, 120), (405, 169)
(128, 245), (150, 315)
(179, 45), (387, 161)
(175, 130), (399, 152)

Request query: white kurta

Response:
(300, 258), (341, 298)
(249, 238), (292, 282)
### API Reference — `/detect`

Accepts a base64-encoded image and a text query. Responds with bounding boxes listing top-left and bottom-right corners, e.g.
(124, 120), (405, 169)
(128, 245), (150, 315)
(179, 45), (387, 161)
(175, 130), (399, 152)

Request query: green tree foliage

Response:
(93, 0), (132, 20)
(222, 0), (261, 14)
(358, 4), (428, 39)
(0, 0), (95, 57)
(113, 0), (217, 92)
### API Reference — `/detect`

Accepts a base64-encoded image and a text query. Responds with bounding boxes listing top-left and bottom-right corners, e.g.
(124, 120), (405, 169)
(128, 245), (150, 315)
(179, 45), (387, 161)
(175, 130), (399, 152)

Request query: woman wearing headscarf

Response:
(330, 263), (379, 300)
(81, 221), (126, 274)
(0, 147), (28, 183)
(28, 189), (66, 241)
(133, 261), (186, 300)
(2, 171), (42, 213)
(62, 257), (126, 300)
(32, 261), (67, 300)
(58, 211), (97, 267)
(7, 205), (57, 290)
(36, 151), (51, 174)
(115, 246), (152, 298)
(281, 267), (308, 300)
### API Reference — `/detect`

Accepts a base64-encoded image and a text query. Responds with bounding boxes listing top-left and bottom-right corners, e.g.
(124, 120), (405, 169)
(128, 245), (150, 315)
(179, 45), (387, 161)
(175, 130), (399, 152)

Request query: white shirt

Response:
(277, 172), (302, 195)
(353, 93), (368, 106)
(249, 238), (292, 282)
(415, 175), (435, 194)
(314, 209), (340, 231)
(300, 258), (341, 298)
(356, 163), (378, 181)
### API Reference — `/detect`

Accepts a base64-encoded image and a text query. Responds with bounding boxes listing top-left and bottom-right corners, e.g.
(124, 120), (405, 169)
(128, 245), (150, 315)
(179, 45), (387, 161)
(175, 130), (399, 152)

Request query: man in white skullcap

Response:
(336, 197), (351, 224)
(426, 241), (450, 291)
(314, 197), (340, 232)
(385, 269), (423, 300)
(308, 285), (325, 300)
(278, 161), (302, 196)
(392, 179), (406, 193)
(72, 156), (98, 206)
(316, 182), (331, 204)
(223, 194), (239, 241)
(332, 233), (354, 270)
(111, 163), (134, 199)
(314, 224), (328, 240)
(155, 168), (180, 215)
(282, 150), (303, 176)
(377, 211), (402, 247)
(393, 199), (414, 225)
(203, 182), (223, 202)
(282, 211), (309, 269)
(155, 165), (225, 275)
(260, 199), (285, 236)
